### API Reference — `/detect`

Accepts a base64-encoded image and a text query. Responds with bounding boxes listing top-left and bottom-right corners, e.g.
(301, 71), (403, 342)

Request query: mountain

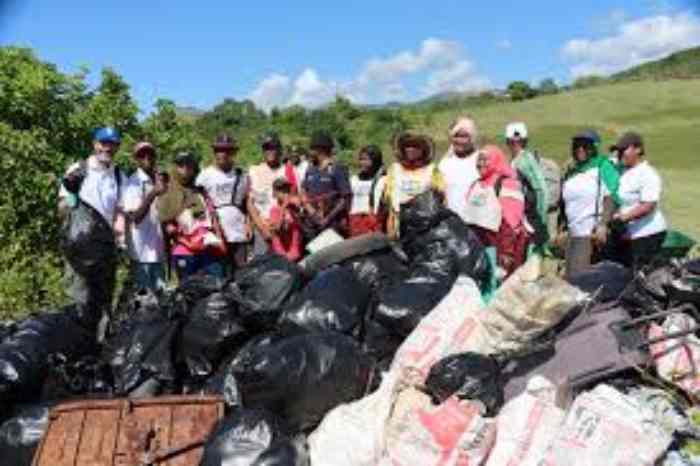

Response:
(613, 46), (700, 81)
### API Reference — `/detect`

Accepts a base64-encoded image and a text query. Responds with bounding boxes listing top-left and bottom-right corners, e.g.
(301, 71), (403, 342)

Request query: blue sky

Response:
(2, 0), (699, 114)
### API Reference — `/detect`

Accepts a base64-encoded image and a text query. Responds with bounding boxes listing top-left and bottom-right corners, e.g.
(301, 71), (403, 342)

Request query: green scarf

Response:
(566, 154), (621, 205)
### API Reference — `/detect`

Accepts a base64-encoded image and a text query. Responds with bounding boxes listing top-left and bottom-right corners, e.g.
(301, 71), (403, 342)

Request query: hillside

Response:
(398, 79), (700, 237)
(613, 46), (700, 81)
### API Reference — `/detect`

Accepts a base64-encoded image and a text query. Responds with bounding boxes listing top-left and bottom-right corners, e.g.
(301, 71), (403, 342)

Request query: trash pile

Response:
(2, 191), (700, 465)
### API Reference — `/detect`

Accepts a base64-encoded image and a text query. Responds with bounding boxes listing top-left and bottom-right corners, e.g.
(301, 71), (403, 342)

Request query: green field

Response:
(398, 79), (700, 238)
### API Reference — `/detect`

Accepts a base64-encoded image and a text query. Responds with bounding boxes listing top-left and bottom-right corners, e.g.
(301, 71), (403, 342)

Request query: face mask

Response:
(96, 152), (112, 164)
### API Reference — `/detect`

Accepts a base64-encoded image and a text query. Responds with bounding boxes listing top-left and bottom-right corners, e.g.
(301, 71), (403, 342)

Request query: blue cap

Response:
(573, 129), (601, 145)
(94, 127), (121, 144)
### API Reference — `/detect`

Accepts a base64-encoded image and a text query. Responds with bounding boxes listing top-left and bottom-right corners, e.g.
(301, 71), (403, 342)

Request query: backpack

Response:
(495, 171), (548, 246)
(534, 152), (561, 212)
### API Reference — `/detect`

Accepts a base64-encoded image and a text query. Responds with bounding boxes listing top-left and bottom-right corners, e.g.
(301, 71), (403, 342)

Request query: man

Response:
(301, 131), (352, 238)
(59, 126), (126, 334)
(248, 131), (295, 257)
(504, 122), (549, 232)
(196, 134), (249, 273)
(287, 143), (309, 187)
(123, 142), (168, 291)
(438, 117), (480, 221)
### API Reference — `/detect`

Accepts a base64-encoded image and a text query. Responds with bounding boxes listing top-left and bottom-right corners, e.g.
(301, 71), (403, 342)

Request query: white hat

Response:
(505, 122), (528, 139)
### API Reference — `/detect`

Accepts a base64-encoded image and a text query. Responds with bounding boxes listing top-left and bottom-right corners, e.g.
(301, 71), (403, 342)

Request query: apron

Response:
(463, 181), (502, 232)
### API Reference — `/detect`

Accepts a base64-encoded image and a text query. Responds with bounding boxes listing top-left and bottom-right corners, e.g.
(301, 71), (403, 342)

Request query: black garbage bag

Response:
(0, 305), (97, 403)
(567, 261), (633, 302)
(164, 274), (227, 318)
(372, 260), (457, 338)
(0, 321), (16, 343)
(361, 316), (404, 362)
(230, 255), (304, 332)
(400, 191), (489, 285)
(0, 402), (52, 466)
(228, 333), (373, 432)
(200, 408), (297, 466)
(180, 291), (248, 380)
(342, 250), (409, 292)
(277, 267), (371, 337)
(425, 352), (504, 416)
(253, 437), (309, 466)
(42, 354), (114, 400)
(106, 302), (180, 395)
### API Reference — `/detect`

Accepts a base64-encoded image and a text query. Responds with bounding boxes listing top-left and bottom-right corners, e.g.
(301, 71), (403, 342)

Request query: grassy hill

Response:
(387, 79), (700, 238)
(613, 46), (700, 81)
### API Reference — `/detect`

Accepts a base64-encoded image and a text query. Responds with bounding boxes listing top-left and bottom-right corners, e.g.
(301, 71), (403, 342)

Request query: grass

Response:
(392, 79), (700, 238)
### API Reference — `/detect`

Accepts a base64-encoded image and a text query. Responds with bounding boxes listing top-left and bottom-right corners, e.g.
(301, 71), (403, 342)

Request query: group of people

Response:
(58, 116), (668, 304)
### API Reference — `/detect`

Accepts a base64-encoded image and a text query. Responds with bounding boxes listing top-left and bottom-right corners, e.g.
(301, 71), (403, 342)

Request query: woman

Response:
(349, 145), (387, 237)
(559, 130), (620, 278)
(610, 132), (667, 270)
(464, 145), (529, 277)
(383, 132), (445, 238)
(159, 152), (226, 281)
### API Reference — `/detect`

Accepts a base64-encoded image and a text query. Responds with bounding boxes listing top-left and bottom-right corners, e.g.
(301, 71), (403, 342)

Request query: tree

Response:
(506, 81), (538, 101)
(538, 78), (559, 95)
(141, 99), (206, 162)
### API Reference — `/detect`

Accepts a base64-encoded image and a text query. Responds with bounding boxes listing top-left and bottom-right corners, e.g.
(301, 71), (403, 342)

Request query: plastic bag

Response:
(0, 305), (97, 403)
(479, 256), (587, 354)
(278, 267), (371, 337)
(200, 408), (289, 466)
(382, 395), (496, 466)
(342, 251), (409, 292)
(567, 261), (632, 302)
(0, 402), (51, 466)
(229, 333), (373, 432)
(106, 303), (180, 395)
(390, 276), (486, 383)
(41, 354), (114, 400)
(425, 352), (503, 416)
(486, 376), (567, 466)
(373, 259), (457, 338)
(179, 291), (247, 380)
(542, 384), (672, 466)
(309, 372), (400, 466)
(230, 255), (304, 331)
(649, 314), (700, 398)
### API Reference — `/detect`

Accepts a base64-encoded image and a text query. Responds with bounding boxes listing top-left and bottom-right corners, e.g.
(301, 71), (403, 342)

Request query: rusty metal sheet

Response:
(32, 395), (224, 466)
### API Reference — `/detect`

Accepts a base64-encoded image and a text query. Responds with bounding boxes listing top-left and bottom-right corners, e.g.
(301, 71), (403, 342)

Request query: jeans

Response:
(173, 254), (225, 281)
(132, 262), (166, 291)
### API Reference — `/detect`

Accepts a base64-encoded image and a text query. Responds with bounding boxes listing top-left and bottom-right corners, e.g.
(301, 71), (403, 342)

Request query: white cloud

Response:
(424, 60), (491, 95)
(248, 73), (291, 111)
(289, 68), (337, 108)
(562, 12), (700, 77)
(496, 39), (512, 50)
(247, 38), (490, 110)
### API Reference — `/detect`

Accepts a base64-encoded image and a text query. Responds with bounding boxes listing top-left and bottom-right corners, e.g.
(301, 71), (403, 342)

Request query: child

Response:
(349, 145), (386, 237)
(269, 178), (303, 262)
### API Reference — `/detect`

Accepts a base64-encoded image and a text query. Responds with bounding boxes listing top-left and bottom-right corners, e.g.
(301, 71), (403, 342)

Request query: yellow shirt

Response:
(383, 162), (445, 237)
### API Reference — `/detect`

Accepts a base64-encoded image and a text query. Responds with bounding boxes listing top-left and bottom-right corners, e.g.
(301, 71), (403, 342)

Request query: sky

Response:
(2, 0), (700, 115)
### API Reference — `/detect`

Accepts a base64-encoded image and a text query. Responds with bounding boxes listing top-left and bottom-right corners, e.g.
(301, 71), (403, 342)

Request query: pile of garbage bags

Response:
(2, 190), (700, 465)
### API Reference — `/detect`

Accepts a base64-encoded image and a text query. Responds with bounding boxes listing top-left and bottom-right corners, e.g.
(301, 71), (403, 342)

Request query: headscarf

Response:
(566, 143), (621, 205)
(449, 117), (478, 140)
(478, 145), (524, 229)
(358, 145), (384, 180)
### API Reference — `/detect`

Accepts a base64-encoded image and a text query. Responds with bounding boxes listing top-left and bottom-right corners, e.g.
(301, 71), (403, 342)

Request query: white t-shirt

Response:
(438, 153), (479, 221)
(123, 169), (166, 263)
(562, 168), (610, 238)
(618, 161), (667, 239)
(249, 163), (287, 220)
(350, 175), (386, 215)
(59, 156), (125, 225)
(290, 160), (309, 188)
(196, 166), (248, 243)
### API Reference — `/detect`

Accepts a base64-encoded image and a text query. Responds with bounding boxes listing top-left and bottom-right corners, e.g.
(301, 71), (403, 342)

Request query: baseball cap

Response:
(94, 127), (121, 144)
(505, 122), (528, 139)
(612, 132), (644, 152)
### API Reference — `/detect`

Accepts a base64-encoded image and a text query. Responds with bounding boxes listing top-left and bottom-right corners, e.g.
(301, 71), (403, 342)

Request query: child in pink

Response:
(269, 178), (303, 262)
